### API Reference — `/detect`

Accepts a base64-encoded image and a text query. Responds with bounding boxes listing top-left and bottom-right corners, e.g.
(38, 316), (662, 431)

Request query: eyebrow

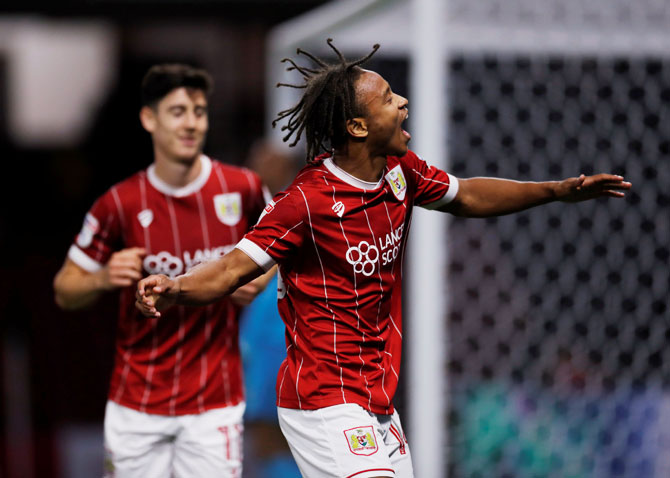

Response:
(167, 103), (207, 111)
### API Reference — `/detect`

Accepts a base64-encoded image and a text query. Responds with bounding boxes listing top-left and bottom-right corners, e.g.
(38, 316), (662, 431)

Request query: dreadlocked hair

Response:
(272, 38), (380, 163)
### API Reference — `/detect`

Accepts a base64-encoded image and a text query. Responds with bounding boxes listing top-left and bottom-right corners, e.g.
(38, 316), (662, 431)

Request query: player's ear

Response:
(139, 106), (157, 133)
(346, 117), (368, 139)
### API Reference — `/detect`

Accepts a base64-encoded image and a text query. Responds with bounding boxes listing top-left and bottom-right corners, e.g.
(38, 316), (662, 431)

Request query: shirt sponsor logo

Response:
(143, 251), (183, 277)
(378, 224), (404, 266)
(143, 245), (235, 277)
(345, 225), (405, 276)
(332, 201), (345, 217)
(385, 165), (407, 201)
(76, 213), (99, 248)
(346, 241), (379, 277)
(137, 209), (154, 228)
(214, 192), (242, 226)
(344, 426), (378, 456)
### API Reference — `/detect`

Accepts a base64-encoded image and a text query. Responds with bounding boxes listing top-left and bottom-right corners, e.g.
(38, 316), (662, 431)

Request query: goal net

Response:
(268, 1), (670, 476)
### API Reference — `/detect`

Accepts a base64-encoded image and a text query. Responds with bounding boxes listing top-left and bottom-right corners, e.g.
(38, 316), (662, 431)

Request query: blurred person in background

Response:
(135, 41), (631, 478)
(239, 140), (301, 478)
(53, 63), (273, 478)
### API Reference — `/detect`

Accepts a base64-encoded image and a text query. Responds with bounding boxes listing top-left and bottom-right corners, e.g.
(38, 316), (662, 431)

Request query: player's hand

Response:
(102, 247), (146, 290)
(229, 280), (265, 306)
(135, 274), (180, 318)
(557, 174), (631, 203)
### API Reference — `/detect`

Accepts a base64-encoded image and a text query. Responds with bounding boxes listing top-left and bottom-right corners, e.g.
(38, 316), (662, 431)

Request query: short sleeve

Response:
(235, 190), (306, 271)
(67, 190), (123, 272)
(403, 152), (459, 210)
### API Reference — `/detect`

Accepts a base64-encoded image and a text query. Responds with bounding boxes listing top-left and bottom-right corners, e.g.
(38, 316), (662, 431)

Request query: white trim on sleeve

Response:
(235, 238), (276, 272)
(68, 245), (103, 272)
(262, 185), (273, 205)
(421, 174), (460, 210)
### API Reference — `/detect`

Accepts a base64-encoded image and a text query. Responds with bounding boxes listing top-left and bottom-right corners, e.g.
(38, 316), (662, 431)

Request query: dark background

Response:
(4, 2), (668, 477)
(0, 2), (329, 476)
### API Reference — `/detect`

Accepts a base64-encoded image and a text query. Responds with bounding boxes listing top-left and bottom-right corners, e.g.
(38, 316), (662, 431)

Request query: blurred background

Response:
(1, 0), (669, 477)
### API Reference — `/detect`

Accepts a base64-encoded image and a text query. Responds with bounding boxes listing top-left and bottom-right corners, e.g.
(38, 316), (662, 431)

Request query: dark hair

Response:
(273, 39), (380, 162)
(141, 64), (213, 107)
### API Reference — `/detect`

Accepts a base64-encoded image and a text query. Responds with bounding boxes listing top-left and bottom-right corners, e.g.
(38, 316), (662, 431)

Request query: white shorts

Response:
(103, 400), (245, 478)
(278, 404), (413, 478)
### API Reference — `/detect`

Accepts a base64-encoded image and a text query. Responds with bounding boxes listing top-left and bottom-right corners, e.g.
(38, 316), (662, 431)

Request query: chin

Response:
(177, 148), (201, 160)
(390, 145), (409, 157)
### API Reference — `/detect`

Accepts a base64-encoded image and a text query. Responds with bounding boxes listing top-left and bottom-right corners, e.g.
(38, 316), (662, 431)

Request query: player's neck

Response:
(332, 145), (386, 183)
(153, 152), (203, 188)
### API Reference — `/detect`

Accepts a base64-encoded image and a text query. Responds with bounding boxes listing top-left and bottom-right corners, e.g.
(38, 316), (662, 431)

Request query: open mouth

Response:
(401, 108), (411, 140)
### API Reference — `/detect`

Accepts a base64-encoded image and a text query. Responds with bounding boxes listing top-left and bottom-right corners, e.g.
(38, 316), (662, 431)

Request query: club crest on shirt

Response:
(344, 425), (379, 456)
(137, 209), (154, 228)
(385, 165), (407, 201)
(214, 192), (242, 226)
(76, 213), (99, 248)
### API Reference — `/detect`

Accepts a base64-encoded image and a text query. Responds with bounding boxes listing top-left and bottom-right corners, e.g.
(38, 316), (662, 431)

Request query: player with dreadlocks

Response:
(272, 38), (381, 162)
(136, 40), (630, 478)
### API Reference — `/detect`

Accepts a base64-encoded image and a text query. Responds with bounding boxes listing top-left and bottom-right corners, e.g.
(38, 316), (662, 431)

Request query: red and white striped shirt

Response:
(236, 150), (458, 415)
(68, 155), (269, 416)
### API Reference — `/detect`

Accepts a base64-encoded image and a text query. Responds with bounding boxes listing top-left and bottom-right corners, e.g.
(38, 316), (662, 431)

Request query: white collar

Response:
(147, 155), (212, 197)
(323, 157), (383, 191)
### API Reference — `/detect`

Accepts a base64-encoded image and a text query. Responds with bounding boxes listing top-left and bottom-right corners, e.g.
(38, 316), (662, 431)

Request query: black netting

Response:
(447, 55), (670, 478)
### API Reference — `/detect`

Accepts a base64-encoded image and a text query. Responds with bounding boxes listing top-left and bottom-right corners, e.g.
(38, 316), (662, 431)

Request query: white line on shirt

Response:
(411, 167), (450, 187)
(195, 190), (211, 250)
(110, 187), (127, 243)
(94, 213), (114, 264)
(327, 179), (373, 406)
(140, 322), (159, 412)
(263, 221), (304, 254)
(165, 197), (185, 415)
(113, 319), (138, 404)
(169, 307), (186, 415)
(295, 357), (304, 409)
(220, 300), (234, 406)
(139, 174), (152, 250)
(362, 197), (391, 407)
(198, 304), (214, 413)
(297, 185), (347, 404)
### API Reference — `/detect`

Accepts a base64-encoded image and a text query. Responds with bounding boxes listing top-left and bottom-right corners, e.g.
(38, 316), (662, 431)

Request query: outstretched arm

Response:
(440, 173), (631, 217)
(135, 248), (264, 318)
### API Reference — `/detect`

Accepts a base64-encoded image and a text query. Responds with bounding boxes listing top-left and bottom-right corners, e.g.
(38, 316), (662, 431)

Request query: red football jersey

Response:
(68, 155), (269, 415)
(236, 150), (458, 415)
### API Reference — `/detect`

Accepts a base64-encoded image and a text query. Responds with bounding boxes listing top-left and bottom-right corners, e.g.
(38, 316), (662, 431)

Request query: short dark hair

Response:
(141, 64), (213, 107)
(273, 39), (380, 162)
